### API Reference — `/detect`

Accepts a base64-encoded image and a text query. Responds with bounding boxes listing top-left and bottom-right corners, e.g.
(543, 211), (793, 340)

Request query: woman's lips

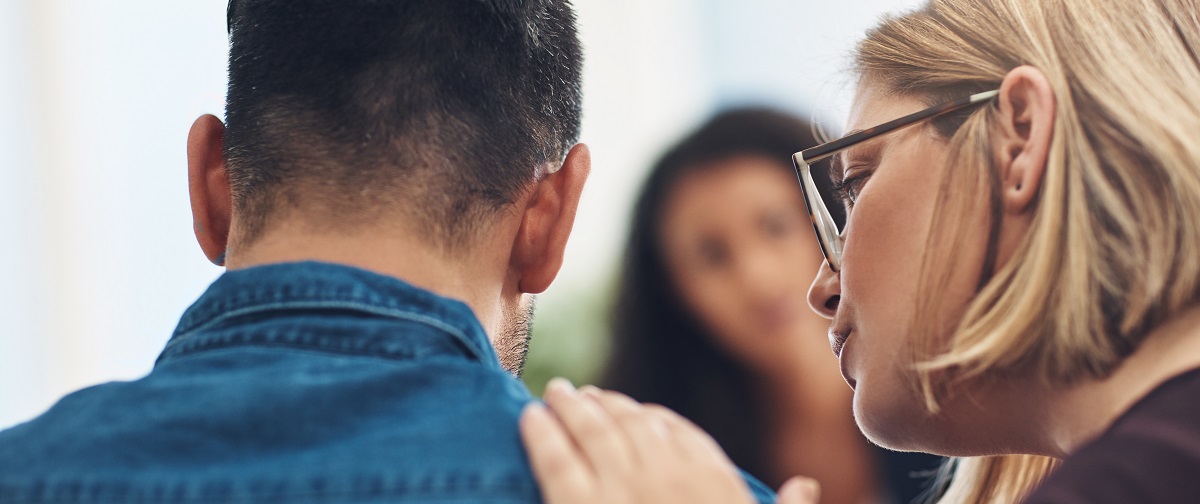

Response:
(829, 328), (849, 357)
(830, 328), (856, 389)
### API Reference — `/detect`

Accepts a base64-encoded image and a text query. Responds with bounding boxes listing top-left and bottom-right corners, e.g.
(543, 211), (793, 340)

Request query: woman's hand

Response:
(519, 378), (821, 504)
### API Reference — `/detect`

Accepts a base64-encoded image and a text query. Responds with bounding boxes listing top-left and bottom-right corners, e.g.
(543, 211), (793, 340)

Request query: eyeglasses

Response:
(791, 90), (999, 272)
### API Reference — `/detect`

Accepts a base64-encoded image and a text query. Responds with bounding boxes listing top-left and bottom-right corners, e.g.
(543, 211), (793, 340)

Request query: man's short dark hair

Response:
(223, 0), (583, 248)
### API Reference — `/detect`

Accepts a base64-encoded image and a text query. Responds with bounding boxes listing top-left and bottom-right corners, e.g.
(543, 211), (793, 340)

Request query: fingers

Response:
(578, 387), (751, 501)
(541, 378), (636, 477)
(778, 476), (821, 504)
(527, 379), (760, 504)
(520, 402), (594, 502)
(578, 386), (672, 465)
(644, 403), (733, 465)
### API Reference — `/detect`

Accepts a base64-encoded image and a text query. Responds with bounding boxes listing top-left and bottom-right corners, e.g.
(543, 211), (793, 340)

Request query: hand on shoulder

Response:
(519, 378), (820, 504)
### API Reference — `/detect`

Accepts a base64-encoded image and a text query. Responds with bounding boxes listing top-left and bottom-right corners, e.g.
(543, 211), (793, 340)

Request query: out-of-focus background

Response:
(0, 0), (924, 429)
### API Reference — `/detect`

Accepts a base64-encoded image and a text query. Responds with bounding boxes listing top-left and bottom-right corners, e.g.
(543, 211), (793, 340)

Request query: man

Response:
(0, 1), (774, 502)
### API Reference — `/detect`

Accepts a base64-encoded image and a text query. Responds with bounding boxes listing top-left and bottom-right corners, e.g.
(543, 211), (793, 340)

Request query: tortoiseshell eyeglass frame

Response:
(791, 90), (999, 272)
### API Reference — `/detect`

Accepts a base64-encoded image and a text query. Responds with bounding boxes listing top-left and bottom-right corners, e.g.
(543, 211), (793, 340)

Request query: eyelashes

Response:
(831, 170), (872, 208)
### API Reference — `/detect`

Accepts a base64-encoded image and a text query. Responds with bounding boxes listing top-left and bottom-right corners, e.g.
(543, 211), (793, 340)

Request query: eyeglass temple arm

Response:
(801, 90), (999, 164)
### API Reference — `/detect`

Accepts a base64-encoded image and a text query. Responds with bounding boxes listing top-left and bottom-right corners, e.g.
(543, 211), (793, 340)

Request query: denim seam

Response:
(156, 333), (424, 364)
(166, 301), (485, 362)
(174, 287), (456, 336)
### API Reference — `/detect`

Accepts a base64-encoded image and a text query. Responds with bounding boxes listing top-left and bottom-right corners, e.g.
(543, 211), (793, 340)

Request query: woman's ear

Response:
(992, 65), (1056, 214)
(509, 143), (591, 294)
(187, 114), (233, 266)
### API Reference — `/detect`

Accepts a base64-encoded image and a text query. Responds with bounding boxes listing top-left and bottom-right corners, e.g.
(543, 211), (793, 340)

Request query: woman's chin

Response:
(855, 400), (997, 457)
(852, 383), (942, 453)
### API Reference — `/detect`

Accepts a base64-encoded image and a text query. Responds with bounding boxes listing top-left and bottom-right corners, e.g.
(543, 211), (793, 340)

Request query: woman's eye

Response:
(833, 171), (872, 208)
(762, 212), (794, 238)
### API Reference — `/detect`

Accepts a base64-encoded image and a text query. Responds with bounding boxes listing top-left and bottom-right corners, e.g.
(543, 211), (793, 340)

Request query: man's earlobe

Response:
(187, 115), (233, 266)
(511, 143), (591, 294)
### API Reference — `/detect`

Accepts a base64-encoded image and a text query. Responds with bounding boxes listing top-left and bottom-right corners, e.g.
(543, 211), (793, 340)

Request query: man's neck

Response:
(222, 220), (511, 340)
(1044, 304), (1200, 457)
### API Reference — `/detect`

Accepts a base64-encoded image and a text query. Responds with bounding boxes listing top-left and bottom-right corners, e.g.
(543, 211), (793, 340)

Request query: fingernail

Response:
(579, 385), (602, 397)
(520, 402), (550, 427)
(800, 480), (819, 500)
(780, 477), (820, 503)
(797, 478), (820, 502)
(547, 377), (576, 394)
(523, 402), (548, 417)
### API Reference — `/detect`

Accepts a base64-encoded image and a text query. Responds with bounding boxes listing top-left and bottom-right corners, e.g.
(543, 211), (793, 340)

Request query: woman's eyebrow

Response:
(843, 135), (885, 167)
(827, 129), (865, 184)
(830, 134), (885, 182)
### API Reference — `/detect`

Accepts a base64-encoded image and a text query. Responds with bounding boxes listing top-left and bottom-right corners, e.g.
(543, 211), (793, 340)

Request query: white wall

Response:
(0, 0), (923, 429)
(0, 0), (228, 428)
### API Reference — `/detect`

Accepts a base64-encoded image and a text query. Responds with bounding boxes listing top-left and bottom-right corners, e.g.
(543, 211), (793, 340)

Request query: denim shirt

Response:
(0, 262), (775, 503)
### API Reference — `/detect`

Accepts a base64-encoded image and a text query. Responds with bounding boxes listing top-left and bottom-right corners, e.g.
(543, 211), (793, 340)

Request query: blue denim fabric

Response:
(0, 262), (775, 503)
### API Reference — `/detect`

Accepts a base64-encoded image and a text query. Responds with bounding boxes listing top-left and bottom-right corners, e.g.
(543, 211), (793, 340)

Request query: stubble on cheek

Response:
(495, 296), (536, 376)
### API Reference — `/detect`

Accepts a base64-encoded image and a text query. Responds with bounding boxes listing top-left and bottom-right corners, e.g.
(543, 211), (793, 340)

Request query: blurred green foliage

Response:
(522, 278), (616, 397)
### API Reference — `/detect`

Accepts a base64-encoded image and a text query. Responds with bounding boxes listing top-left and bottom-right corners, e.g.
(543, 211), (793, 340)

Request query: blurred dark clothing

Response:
(1024, 367), (1200, 503)
(879, 449), (944, 504)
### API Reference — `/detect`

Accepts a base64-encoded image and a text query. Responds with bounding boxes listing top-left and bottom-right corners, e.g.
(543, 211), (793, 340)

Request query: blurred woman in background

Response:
(600, 109), (940, 504)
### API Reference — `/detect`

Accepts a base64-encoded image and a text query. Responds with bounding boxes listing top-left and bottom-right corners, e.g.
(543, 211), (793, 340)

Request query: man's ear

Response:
(187, 114), (233, 266)
(510, 143), (591, 294)
(992, 65), (1056, 213)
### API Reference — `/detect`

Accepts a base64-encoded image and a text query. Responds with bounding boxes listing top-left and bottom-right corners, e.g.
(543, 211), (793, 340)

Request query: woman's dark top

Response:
(1025, 368), (1200, 503)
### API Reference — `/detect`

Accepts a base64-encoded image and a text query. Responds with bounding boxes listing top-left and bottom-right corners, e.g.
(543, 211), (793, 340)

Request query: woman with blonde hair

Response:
(519, 0), (1200, 502)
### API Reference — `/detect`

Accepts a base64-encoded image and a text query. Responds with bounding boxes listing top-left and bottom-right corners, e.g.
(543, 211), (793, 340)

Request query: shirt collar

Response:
(162, 261), (500, 370)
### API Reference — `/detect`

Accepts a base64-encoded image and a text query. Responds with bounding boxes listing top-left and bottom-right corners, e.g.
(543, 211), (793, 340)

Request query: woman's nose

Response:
(807, 261), (841, 319)
(735, 246), (787, 300)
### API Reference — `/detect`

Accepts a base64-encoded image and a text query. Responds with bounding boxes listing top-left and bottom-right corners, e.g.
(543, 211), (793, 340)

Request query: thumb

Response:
(778, 476), (820, 504)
